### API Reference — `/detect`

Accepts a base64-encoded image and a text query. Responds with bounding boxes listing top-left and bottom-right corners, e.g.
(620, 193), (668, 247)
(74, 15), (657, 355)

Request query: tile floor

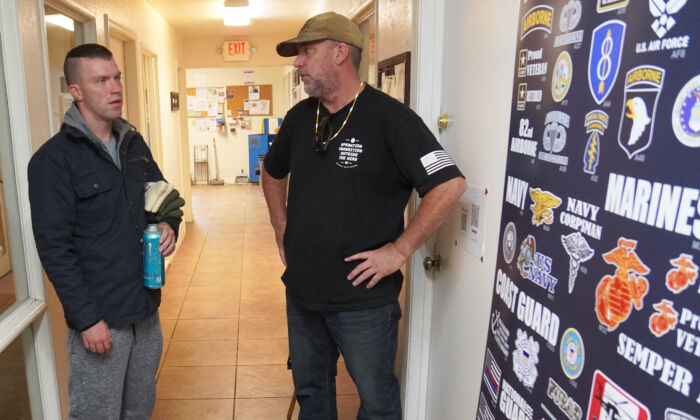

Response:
(152, 185), (360, 419)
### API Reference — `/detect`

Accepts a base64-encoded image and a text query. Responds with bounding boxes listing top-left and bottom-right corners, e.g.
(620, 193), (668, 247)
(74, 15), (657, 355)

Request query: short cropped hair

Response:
(64, 43), (113, 85)
(348, 45), (361, 70)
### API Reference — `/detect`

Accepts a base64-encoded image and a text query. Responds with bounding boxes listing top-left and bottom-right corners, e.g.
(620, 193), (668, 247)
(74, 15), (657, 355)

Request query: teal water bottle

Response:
(143, 224), (165, 288)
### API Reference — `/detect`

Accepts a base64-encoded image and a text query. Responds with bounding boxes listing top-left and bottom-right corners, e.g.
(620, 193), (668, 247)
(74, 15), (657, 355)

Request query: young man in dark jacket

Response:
(27, 44), (179, 419)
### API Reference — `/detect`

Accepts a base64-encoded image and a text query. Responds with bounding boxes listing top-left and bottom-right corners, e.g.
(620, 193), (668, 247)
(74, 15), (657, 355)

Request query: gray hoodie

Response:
(62, 102), (135, 169)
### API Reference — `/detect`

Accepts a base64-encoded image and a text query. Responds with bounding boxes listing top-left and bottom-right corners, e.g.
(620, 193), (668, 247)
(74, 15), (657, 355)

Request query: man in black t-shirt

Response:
(263, 12), (466, 419)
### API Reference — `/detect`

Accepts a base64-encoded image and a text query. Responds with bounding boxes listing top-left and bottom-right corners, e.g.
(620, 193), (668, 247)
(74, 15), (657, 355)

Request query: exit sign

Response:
(223, 41), (250, 61)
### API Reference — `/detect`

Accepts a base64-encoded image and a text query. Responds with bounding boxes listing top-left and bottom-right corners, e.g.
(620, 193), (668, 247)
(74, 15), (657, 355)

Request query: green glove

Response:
(160, 208), (184, 220)
(156, 189), (180, 211)
(146, 211), (159, 224)
(157, 197), (185, 219)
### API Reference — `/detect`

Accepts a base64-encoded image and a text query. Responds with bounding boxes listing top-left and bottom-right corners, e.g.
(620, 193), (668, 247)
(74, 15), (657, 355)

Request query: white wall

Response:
(185, 66), (287, 183)
(422, 0), (519, 418)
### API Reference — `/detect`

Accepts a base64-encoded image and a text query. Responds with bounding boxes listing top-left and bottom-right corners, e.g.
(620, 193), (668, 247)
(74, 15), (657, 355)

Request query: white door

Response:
(403, 1), (519, 418)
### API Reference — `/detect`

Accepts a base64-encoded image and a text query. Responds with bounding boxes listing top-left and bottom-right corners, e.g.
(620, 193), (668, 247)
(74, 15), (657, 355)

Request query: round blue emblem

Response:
(560, 328), (584, 379)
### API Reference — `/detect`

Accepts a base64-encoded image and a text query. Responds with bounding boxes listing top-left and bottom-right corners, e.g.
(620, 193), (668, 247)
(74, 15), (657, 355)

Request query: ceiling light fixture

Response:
(223, 0), (250, 26)
(45, 14), (75, 32)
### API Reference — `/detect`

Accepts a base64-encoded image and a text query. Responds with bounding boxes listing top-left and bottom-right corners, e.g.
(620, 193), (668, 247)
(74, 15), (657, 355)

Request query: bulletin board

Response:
(225, 84), (273, 117)
(185, 85), (273, 118)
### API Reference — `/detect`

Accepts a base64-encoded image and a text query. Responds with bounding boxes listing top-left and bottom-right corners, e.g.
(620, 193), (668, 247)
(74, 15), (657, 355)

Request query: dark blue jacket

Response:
(28, 114), (180, 332)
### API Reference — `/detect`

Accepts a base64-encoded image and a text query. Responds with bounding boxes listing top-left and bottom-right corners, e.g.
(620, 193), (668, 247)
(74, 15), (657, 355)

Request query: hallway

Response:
(152, 184), (360, 419)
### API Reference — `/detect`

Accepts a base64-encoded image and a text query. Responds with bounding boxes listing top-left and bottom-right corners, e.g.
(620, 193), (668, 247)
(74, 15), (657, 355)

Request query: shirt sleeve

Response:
(385, 112), (464, 197)
(263, 113), (293, 179)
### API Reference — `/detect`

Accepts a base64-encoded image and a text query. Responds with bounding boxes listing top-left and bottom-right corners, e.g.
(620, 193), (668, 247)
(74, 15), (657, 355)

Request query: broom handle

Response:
(213, 137), (221, 179)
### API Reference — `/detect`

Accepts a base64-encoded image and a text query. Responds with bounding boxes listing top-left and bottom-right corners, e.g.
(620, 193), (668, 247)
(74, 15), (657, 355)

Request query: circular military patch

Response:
(503, 222), (517, 264)
(560, 327), (585, 379)
(552, 51), (573, 102)
(672, 74), (700, 148)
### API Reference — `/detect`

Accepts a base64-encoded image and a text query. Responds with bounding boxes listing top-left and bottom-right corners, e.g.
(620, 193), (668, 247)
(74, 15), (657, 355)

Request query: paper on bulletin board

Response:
(217, 88), (225, 103)
(207, 88), (218, 102)
(195, 88), (207, 100)
(457, 185), (487, 260)
(248, 86), (260, 100)
(194, 118), (206, 132)
(187, 96), (196, 111)
(206, 117), (217, 132)
(207, 102), (218, 117)
(248, 99), (270, 115)
(194, 100), (208, 112)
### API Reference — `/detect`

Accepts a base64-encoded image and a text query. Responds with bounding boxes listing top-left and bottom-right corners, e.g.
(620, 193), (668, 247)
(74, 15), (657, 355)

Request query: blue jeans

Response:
(286, 294), (403, 420)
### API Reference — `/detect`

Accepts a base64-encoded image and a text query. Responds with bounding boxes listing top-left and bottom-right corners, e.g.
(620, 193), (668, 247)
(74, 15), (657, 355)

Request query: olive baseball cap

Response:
(276, 12), (363, 57)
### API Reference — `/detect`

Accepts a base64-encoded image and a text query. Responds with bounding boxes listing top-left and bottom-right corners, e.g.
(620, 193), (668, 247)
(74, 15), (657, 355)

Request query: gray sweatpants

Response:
(67, 312), (162, 420)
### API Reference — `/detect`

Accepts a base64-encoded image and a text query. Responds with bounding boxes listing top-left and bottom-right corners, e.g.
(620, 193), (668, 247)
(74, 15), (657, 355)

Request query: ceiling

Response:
(145, 0), (351, 38)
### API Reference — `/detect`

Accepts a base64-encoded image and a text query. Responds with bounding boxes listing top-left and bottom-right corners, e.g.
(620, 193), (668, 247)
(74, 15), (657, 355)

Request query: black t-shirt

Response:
(264, 85), (463, 311)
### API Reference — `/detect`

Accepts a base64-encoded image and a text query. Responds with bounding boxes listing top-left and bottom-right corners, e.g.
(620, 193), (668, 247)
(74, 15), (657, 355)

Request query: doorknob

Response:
(438, 113), (451, 132)
(423, 255), (441, 271)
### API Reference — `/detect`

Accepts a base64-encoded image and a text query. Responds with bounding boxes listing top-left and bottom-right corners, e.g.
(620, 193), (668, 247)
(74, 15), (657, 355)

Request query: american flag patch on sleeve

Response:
(420, 150), (455, 175)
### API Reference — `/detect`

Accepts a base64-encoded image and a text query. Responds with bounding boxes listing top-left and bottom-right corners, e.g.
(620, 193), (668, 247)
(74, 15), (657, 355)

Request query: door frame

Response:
(141, 49), (163, 164)
(0, 0), (60, 418)
(402, 0), (446, 419)
(104, 16), (141, 137)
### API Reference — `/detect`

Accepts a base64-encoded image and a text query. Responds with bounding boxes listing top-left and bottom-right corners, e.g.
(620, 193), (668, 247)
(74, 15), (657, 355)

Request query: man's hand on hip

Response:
(81, 320), (112, 353)
(157, 222), (176, 256)
(345, 243), (407, 289)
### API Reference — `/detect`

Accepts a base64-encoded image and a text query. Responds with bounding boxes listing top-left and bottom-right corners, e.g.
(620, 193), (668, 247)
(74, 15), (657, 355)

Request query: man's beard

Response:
(303, 75), (336, 99)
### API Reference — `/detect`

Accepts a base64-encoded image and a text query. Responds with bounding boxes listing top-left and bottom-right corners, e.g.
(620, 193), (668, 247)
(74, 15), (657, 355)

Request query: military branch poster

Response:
(478, 1), (699, 420)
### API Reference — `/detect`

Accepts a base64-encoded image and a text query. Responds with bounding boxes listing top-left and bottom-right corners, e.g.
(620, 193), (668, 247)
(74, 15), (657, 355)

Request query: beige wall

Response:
(333, 0), (412, 62)
(180, 0), (413, 72)
(182, 35), (294, 68)
(185, 66), (287, 183)
(376, 0), (412, 62)
(18, 1), (184, 416)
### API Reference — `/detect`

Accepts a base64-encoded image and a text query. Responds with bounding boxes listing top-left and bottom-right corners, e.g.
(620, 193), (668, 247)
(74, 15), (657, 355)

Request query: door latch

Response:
(423, 255), (441, 271)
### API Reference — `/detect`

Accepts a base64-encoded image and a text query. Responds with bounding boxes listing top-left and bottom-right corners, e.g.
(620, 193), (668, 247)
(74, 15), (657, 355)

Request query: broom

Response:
(209, 137), (224, 185)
